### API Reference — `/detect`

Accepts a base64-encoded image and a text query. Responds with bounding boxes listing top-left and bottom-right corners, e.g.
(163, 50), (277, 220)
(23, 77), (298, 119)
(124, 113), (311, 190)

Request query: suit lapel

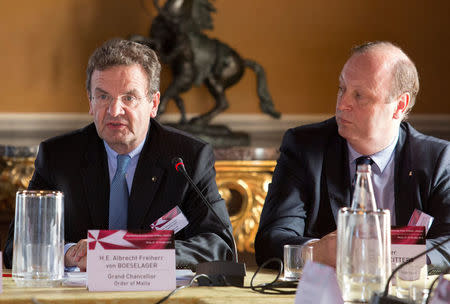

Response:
(394, 124), (415, 225)
(80, 125), (110, 228)
(127, 121), (166, 229)
(325, 132), (352, 223)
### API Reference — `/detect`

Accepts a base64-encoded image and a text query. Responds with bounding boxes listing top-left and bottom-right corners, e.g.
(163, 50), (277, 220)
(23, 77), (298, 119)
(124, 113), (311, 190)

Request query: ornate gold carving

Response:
(0, 157), (35, 213)
(216, 161), (276, 253)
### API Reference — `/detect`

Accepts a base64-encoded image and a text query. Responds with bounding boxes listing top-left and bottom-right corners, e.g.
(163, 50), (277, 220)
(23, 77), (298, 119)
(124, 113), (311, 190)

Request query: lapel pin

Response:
(152, 176), (157, 182)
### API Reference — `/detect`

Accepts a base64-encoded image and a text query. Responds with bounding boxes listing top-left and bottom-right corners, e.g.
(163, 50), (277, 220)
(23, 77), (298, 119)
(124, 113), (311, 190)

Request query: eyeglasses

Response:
(92, 93), (148, 108)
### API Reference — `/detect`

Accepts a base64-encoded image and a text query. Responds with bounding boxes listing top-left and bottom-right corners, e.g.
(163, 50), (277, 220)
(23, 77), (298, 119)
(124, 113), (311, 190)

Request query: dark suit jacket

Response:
(255, 117), (450, 270)
(4, 119), (233, 269)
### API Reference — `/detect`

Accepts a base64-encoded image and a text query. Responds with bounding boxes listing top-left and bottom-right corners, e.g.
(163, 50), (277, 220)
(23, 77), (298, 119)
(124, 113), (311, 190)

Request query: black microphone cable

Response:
(155, 258), (297, 304)
(172, 156), (247, 287)
(172, 157), (239, 263)
(249, 257), (297, 295)
(198, 257), (297, 293)
(155, 273), (212, 304)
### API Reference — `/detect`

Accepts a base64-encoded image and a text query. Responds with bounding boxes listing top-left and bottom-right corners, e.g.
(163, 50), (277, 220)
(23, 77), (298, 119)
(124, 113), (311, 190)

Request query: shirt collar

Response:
(347, 132), (399, 174)
(103, 139), (145, 160)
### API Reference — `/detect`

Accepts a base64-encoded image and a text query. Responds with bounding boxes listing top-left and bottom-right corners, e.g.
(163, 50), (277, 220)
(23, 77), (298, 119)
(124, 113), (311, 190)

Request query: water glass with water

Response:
(12, 190), (64, 287)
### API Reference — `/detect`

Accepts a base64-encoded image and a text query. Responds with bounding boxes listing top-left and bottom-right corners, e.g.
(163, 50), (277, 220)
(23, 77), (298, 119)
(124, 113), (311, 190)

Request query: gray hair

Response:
(351, 41), (419, 118)
(86, 38), (161, 99)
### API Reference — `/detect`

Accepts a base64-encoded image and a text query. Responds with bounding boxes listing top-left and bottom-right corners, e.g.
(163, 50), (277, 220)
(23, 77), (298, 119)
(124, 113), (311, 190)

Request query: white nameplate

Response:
(87, 230), (175, 291)
(295, 261), (344, 304)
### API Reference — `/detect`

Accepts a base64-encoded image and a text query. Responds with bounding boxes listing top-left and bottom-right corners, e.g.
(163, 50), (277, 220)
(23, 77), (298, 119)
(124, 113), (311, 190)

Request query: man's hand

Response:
(309, 231), (337, 268)
(65, 239), (88, 271)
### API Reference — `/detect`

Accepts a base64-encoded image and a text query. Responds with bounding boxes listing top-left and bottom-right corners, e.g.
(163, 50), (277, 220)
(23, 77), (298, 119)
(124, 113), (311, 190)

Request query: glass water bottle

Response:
(336, 164), (391, 302)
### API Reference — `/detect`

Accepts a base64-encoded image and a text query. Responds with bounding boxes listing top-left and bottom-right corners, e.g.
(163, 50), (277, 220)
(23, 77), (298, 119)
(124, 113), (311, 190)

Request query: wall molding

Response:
(0, 113), (448, 146)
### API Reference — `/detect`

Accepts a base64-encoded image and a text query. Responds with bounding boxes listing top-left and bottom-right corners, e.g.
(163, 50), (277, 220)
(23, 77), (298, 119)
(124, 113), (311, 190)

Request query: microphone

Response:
(370, 236), (450, 304)
(172, 157), (246, 286)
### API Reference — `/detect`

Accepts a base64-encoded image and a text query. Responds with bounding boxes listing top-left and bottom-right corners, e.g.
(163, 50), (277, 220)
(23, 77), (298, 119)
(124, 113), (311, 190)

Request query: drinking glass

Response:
(283, 244), (302, 280)
(283, 244), (314, 281)
(12, 190), (64, 287)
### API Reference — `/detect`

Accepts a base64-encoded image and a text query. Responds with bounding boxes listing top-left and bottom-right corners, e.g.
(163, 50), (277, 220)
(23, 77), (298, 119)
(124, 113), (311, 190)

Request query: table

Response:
(1, 269), (448, 304)
(0, 268), (296, 304)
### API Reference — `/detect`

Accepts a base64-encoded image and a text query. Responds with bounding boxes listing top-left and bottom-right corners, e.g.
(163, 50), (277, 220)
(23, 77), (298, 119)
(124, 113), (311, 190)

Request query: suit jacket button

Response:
(152, 176), (157, 182)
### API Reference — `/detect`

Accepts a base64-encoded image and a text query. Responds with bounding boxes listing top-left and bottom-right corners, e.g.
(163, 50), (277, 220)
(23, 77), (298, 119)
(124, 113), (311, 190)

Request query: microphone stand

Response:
(173, 158), (246, 286)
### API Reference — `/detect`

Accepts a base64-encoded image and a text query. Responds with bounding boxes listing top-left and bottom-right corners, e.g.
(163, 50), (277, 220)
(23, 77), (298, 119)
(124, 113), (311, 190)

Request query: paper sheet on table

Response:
(63, 269), (196, 287)
(63, 272), (87, 286)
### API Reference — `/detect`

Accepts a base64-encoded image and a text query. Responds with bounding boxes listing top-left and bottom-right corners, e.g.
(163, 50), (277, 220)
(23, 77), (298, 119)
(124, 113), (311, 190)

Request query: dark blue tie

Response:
(108, 154), (131, 229)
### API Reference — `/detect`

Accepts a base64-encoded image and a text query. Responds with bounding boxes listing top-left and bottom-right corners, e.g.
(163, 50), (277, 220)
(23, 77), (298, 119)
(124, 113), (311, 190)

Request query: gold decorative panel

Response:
(215, 160), (276, 253)
(0, 155), (35, 245)
(0, 157), (35, 214)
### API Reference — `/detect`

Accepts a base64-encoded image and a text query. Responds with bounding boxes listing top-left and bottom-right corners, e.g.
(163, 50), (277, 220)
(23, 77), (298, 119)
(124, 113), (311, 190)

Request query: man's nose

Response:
(108, 98), (125, 116)
(336, 92), (352, 112)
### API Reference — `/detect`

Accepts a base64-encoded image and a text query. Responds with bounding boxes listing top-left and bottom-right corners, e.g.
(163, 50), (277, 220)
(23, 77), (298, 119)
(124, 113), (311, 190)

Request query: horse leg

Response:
(158, 85), (187, 120)
(244, 59), (281, 119)
(157, 89), (172, 116)
(157, 64), (194, 118)
(173, 95), (187, 124)
(189, 78), (229, 126)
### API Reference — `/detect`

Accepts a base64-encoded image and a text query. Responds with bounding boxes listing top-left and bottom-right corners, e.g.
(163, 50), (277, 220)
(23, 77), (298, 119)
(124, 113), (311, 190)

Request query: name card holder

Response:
(87, 230), (175, 291)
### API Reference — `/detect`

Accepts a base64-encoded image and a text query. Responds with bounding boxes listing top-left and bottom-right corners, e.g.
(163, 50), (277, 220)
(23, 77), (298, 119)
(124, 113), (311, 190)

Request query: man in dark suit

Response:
(4, 39), (233, 270)
(255, 41), (449, 271)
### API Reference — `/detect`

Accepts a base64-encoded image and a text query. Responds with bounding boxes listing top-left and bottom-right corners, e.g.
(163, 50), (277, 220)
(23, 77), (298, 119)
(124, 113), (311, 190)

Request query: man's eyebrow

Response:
(124, 89), (139, 96)
(94, 88), (109, 95)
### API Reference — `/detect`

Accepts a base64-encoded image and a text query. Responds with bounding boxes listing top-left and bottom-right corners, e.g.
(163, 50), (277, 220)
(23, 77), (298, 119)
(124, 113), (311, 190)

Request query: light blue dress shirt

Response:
(64, 139), (145, 270)
(347, 133), (399, 225)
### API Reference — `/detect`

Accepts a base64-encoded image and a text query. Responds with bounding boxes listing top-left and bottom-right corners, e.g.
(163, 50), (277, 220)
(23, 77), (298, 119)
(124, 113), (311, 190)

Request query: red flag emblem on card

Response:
(88, 230), (174, 250)
(149, 206), (189, 233)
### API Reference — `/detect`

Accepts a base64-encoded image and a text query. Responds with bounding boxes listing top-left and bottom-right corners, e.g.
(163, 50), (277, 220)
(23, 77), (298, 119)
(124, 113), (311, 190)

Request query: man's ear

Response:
(150, 91), (161, 118)
(393, 92), (410, 120)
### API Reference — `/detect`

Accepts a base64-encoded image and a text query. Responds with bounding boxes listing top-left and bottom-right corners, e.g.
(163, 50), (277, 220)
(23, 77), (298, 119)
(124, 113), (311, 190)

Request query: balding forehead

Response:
(355, 43), (411, 66)
(341, 50), (395, 99)
(348, 48), (405, 81)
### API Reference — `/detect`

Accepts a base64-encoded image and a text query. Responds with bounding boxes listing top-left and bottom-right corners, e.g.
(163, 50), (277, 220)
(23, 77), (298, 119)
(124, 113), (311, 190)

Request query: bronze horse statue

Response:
(131, 0), (281, 125)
